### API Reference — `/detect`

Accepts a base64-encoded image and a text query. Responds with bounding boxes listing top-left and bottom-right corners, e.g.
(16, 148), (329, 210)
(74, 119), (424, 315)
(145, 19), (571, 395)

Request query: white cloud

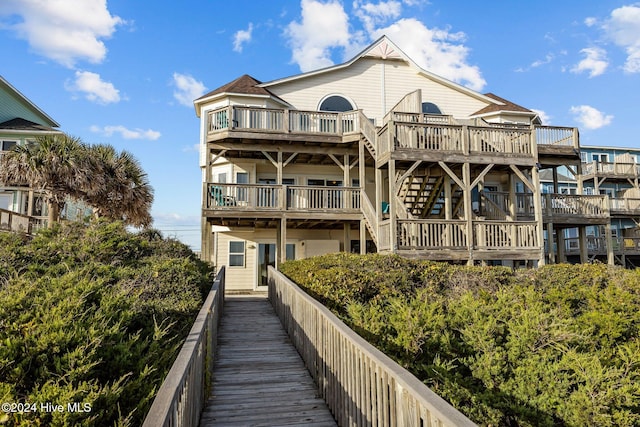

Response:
(571, 47), (608, 77)
(284, 0), (352, 72)
(90, 125), (161, 141)
(602, 5), (640, 73)
(531, 109), (551, 125)
(0, 0), (123, 67)
(233, 23), (253, 53)
(172, 73), (207, 107)
(370, 18), (486, 91)
(570, 105), (613, 129)
(354, 0), (402, 33)
(584, 17), (598, 27)
(65, 70), (120, 104)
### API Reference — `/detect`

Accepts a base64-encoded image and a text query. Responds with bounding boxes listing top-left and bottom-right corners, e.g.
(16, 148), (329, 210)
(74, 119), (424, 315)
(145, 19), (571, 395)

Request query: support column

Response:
(462, 162), (473, 265)
(556, 227), (566, 263)
(605, 223), (614, 265)
(343, 223), (351, 253)
(360, 220), (367, 254)
(389, 159), (397, 252)
(276, 217), (287, 269)
(532, 165), (545, 266)
(579, 226), (588, 263)
(547, 222), (556, 264)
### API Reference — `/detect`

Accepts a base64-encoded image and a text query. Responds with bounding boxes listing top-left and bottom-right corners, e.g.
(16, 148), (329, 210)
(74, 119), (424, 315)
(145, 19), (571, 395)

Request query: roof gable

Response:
(0, 76), (59, 128)
(0, 117), (59, 133)
(472, 93), (533, 116)
(260, 35), (498, 105)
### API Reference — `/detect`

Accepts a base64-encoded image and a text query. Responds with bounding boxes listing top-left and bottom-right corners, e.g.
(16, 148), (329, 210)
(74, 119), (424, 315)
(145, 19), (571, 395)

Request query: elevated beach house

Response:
(196, 36), (632, 291)
(0, 76), (61, 232)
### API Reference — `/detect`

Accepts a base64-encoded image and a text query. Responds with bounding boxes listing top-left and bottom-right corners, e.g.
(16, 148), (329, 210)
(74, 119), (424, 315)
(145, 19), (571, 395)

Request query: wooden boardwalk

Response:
(199, 294), (337, 426)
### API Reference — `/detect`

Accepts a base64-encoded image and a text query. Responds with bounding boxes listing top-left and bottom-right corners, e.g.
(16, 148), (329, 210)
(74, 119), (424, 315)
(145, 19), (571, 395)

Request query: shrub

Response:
(0, 220), (214, 426)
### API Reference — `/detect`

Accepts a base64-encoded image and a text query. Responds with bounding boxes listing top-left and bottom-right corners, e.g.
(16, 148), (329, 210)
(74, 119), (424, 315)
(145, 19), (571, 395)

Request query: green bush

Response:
(0, 220), (213, 426)
(281, 254), (640, 426)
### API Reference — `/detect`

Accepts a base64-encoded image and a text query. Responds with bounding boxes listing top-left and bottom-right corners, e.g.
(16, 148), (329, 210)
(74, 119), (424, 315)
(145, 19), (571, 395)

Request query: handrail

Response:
(268, 267), (476, 427)
(0, 208), (46, 234)
(142, 267), (226, 427)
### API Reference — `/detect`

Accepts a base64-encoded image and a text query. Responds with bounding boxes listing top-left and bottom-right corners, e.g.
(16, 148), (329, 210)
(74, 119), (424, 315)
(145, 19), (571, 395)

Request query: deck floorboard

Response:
(199, 294), (337, 427)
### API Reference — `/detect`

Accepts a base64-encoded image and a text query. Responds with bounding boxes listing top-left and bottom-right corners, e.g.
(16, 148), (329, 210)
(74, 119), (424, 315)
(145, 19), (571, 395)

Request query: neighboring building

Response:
(0, 76), (62, 230)
(195, 36), (635, 291)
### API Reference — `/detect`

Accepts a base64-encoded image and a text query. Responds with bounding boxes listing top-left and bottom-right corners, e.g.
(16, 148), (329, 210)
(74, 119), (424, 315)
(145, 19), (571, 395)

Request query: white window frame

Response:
(228, 241), (245, 267)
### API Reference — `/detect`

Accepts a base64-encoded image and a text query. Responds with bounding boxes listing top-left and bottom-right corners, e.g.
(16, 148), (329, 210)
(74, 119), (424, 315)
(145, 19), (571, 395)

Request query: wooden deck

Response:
(199, 294), (337, 427)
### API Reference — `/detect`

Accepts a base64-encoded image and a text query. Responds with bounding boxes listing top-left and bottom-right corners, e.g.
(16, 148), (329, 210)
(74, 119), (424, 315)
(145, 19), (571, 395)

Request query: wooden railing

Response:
(0, 208), (46, 234)
(542, 194), (608, 218)
(205, 183), (361, 213)
(474, 221), (538, 249)
(469, 126), (532, 156)
(207, 106), (361, 137)
(378, 219), (392, 251)
(394, 123), (465, 152)
(564, 237), (640, 255)
(610, 198), (640, 214)
(142, 267), (225, 427)
(360, 192), (378, 245)
(535, 126), (578, 148)
(582, 161), (640, 177)
(268, 267), (476, 427)
(397, 220), (468, 250)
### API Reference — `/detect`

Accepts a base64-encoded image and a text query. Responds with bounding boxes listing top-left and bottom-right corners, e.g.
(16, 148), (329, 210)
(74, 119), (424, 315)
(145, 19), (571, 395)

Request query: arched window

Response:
(422, 102), (443, 115)
(319, 95), (354, 112)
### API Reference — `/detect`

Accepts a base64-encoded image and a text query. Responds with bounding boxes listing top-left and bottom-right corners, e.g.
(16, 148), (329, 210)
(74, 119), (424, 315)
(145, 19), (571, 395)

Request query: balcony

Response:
(206, 106), (362, 143)
(203, 183), (361, 216)
(610, 198), (640, 216)
(0, 208), (46, 234)
(564, 236), (640, 256)
(582, 161), (640, 179)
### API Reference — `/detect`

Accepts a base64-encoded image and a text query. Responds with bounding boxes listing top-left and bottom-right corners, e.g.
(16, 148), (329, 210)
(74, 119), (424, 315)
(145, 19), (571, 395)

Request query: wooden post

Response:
(360, 220), (367, 254)
(276, 217), (287, 268)
(547, 222), (556, 264)
(579, 226), (588, 263)
(605, 223), (614, 265)
(463, 162), (473, 265)
(389, 158), (397, 252)
(532, 164), (545, 266)
(556, 227), (566, 263)
(344, 223), (351, 253)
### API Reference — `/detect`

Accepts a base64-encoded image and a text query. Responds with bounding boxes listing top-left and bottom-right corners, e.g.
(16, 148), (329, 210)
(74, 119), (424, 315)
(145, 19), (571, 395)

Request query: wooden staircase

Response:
(398, 175), (463, 218)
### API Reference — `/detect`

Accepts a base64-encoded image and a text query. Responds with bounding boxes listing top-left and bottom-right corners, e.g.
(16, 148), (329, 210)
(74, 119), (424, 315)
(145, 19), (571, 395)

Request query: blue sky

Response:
(1, 0), (639, 250)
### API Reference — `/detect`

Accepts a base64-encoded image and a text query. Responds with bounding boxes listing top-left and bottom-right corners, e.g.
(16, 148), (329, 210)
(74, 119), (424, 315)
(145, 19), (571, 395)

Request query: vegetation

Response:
(0, 134), (153, 227)
(280, 253), (640, 426)
(0, 221), (213, 426)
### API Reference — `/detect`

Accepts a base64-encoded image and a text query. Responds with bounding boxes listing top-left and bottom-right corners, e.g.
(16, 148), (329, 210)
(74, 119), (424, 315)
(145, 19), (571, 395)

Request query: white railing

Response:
(142, 267), (225, 427)
(469, 126), (532, 156)
(474, 221), (538, 249)
(397, 220), (468, 250)
(535, 126), (578, 148)
(268, 267), (477, 427)
(205, 183), (361, 212)
(564, 237), (640, 255)
(287, 186), (360, 211)
(233, 106), (285, 132)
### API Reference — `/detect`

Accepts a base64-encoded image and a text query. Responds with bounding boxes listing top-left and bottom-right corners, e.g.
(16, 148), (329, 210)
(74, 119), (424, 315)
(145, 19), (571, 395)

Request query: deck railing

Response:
(564, 237), (640, 255)
(268, 267), (476, 427)
(542, 194), (608, 218)
(582, 161), (640, 177)
(207, 106), (361, 137)
(610, 198), (640, 214)
(378, 219), (392, 251)
(397, 219), (468, 250)
(474, 221), (538, 249)
(535, 126), (578, 148)
(0, 208), (46, 234)
(205, 183), (360, 212)
(469, 126), (533, 156)
(142, 267), (225, 427)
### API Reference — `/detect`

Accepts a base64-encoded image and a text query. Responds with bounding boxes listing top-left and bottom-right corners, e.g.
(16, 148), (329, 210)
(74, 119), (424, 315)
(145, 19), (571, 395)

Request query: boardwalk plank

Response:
(199, 294), (337, 427)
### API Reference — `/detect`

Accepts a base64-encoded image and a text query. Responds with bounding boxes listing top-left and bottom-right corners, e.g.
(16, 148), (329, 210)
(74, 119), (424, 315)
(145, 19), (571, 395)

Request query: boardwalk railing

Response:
(142, 267), (226, 427)
(268, 267), (476, 427)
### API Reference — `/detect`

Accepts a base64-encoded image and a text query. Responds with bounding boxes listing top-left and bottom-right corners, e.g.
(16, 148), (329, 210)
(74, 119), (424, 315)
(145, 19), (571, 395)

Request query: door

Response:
(257, 243), (295, 288)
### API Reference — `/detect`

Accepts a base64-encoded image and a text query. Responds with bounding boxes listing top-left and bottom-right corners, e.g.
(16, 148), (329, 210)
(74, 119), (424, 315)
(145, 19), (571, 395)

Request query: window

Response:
(1, 140), (17, 151)
(319, 95), (354, 112)
(217, 173), (227, 183)
(0, 193), (11, 210)
(422, 102), (443, 115)
(236, 172), (248, 202)
(592, 153), (609, 163)
(229, 241), (245, 267)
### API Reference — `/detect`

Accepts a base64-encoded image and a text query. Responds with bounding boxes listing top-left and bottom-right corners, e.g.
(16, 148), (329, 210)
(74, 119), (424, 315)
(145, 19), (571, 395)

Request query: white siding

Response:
(266, 57), (490, 124)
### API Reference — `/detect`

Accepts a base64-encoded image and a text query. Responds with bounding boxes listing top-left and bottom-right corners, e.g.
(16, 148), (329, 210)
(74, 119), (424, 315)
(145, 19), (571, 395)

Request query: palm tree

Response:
(0, 134), (95, 226)
(84, 144), (154, 227)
